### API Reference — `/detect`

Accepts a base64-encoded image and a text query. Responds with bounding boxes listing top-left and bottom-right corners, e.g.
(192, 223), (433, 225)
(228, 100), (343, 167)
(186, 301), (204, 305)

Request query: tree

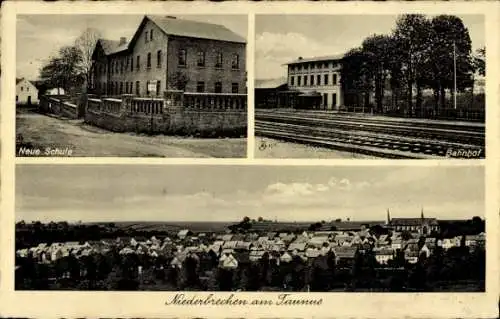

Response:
(473, 47), (486, 77)
(39, 46), (85, 93)
(361, 34), (394, 113)
(393, 14), (432, 117)
(341, 48), (373, 110)
(429, 15), (474, 111)
(74, 28), (102, 91)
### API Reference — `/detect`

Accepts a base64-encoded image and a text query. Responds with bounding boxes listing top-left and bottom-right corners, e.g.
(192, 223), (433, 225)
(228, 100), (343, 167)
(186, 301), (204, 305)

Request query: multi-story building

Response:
(285, 54), (343, 110)
(90, 15), (246, 97)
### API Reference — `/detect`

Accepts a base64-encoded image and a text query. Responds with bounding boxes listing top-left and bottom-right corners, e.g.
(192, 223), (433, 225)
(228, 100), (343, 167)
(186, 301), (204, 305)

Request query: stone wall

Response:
(84, 93), (247, 137)
(39, 96), (78, 119)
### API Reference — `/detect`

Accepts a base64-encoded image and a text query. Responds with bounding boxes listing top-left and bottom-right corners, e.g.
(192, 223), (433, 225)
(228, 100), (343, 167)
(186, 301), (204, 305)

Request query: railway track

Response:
(255, 110), (485, 159)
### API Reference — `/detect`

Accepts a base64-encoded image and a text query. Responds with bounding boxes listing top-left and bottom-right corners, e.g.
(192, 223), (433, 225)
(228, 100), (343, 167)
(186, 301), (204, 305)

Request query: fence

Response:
(84, 91), (247, 137)
(38, 95), (78, 119)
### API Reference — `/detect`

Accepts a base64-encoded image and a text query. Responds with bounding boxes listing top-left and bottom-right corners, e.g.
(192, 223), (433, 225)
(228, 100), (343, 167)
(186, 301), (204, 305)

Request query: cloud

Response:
(255, 31), (343, 79)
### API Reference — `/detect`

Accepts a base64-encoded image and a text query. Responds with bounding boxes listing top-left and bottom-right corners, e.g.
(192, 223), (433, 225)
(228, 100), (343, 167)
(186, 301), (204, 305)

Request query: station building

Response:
(284, 55), (344, 110)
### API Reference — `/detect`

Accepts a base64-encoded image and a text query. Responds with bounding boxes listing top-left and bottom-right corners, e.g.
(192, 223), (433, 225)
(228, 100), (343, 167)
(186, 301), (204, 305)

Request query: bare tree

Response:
(74, 28), (102, 91)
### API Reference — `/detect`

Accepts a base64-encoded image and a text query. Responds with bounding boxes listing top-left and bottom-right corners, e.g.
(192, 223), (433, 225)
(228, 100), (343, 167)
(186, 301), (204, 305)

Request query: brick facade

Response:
(167, 36), (246, 94)
(91, 16), (246, 97)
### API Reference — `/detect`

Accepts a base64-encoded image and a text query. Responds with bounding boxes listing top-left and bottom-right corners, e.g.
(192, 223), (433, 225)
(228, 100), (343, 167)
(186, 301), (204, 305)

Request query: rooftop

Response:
(95, 15), (245, 57)
(148, 15), (246, 44)
(285, 54), (345, 65)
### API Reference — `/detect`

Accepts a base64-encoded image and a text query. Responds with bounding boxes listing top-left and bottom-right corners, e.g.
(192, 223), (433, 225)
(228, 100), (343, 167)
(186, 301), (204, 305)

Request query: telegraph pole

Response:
(453, 42), (457, 110)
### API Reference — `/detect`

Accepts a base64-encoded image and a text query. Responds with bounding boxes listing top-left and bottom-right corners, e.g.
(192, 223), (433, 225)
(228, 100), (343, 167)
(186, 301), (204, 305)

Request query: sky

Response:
(16, 165), (484, 223)
(16, 14), (248, 80)
(255, 14), (485, 80)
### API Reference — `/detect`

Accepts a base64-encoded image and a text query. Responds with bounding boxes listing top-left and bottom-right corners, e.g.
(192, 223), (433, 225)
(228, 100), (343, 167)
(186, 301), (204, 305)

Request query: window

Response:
(196, 81), (205, 93)
(215, 52), (223, 68)
(310, 75), (314, 86)
(290, 76), (294, 86)
(136, 56), (140, 70)
(120, 82), (123, 94)
(231, 53), (239, 69)
(317, 74), (321, 86)
(231, 83), (238, 94)
(332, 93), (337, 106)
(303, 76), (307, 86)
(298, 76), (301, 86)
(333, 74), (338, 85)
(136, 81), (140, 95)
(145, 31), (148, 43)
(27, 87), (29, 92)
(130, 57), (134, 72)
(178, 49), (186, 66)
(157, 50), (162, 68)
(147, 52), (151, 69)
(150, 29), (154, 41)
(21, 87), (24, 92)
(197, 51), (205, 67)
(156, 81), (161, 96)
(324, 74), (329, 85)
(16, 95), (18, 102)
(126, 82), (129, 94)
(121, 60), (124, 74)
(215, 82), (222, 93)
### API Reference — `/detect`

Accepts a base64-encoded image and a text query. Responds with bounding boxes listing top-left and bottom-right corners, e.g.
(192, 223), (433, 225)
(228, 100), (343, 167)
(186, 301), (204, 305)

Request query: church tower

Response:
(386, 209), (391, 225)
(421, 207), (424, 219)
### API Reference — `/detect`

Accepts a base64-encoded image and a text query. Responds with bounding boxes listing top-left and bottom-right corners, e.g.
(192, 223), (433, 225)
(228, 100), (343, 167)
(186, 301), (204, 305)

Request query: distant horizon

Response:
(16, 216), (482, 224)
(16, 165), (484, 223)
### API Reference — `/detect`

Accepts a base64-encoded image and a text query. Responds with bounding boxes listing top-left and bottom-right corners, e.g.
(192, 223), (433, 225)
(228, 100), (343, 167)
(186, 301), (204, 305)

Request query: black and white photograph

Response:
(254, 15), (486, 159)
(15, 14), (248, 158)
(15, 164), (485, 292)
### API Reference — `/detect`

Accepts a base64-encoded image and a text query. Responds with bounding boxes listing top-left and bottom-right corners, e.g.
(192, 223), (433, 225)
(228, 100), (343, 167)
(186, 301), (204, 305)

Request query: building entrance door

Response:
(27, 96), (32, 105)
(323, 93), (328, 110)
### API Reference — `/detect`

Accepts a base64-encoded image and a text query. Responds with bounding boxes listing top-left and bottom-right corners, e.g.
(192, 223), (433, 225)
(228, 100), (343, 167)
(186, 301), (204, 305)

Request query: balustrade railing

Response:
(102, 98), (122, 114)
(183, 92), (247, 111)
(129, 97), (164, 115)
(87, 98), (103, 112)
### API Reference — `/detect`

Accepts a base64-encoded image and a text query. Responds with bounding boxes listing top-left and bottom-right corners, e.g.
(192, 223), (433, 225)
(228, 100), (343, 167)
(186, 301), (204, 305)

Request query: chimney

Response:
(119, 37), (126, 45)
(166, 16), (177, 19)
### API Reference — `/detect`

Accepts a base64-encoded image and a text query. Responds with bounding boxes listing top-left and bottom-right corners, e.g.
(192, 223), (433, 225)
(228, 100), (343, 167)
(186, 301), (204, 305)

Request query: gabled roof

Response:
(97, 39), (126, 55)
(147, 15), (246, 44)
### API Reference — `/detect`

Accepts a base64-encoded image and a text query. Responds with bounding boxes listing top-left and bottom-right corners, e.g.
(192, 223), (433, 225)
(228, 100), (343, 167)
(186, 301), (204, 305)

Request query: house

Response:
(333, 246), (358, 264)
(177, 229), (192, 239)
(219, 253), (238, 269)
(90, 15), (246, 97)
(391, 238), (403, 250)
(46, 87), (65, 95)
(16, 78), (39, 105)
(439, 237), (461, 250)
(374, 248), (394, 265)
(420, 244), (431, 258)
(280, 251), (293, 263)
